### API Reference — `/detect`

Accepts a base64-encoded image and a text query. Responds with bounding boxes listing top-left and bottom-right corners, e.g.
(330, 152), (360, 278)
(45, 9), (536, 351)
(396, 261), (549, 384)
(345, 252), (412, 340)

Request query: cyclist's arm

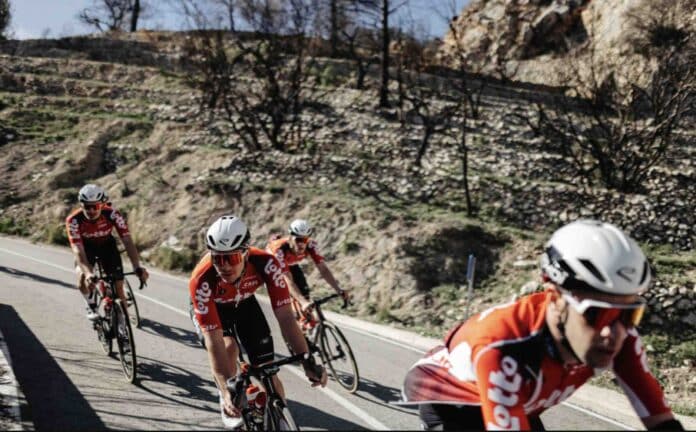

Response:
(475, 347), (530, 430)
(274, 303), (310, 355)
(315, 261), (342, 294)
(284, 273), (311, 308)
(71, 243), (93, 277)
(121, 235), (144, 271)
(612, 328), (676, 428)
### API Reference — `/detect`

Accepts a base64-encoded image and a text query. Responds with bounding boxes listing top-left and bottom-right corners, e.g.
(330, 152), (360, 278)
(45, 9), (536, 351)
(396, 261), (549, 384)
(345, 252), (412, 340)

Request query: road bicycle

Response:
(300, 293), (360, 393)
(122, 270), (144, 328)
(91, 259), (139, 383)
(228, 350), (309, 430)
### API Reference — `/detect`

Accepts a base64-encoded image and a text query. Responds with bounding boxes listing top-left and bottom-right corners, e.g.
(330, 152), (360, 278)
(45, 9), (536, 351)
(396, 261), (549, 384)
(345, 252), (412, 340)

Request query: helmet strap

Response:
(556, 304), (583, 364)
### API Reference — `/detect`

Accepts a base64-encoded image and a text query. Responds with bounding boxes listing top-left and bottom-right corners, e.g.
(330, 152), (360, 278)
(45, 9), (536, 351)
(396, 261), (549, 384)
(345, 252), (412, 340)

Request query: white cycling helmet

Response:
(78, 184), (105, 203)
(206, 215), (250, 252)
(289, 219), (313, 237)
(540, 220), (651, 295)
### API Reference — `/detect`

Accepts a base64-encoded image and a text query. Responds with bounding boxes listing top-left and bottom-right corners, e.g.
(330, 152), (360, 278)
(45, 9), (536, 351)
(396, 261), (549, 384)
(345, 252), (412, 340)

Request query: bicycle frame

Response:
(230, 348), (308, 430)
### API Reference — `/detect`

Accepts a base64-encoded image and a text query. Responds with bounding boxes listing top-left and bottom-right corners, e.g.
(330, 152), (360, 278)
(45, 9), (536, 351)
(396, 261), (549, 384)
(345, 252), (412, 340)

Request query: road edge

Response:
(0, 328), (23, 431)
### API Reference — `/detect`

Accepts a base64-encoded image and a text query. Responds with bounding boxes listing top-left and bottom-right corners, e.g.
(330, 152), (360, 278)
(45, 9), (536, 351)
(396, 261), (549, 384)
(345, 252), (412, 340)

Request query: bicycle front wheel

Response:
(320, 323), (359, 393)
(266, 399), (299, 431)
(94, 290), (112, 355)
(124, 278), (141, 328)
(115, 300), (137, 383)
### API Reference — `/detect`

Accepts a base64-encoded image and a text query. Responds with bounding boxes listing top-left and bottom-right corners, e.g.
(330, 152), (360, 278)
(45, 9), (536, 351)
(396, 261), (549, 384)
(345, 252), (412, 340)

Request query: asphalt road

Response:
(0, 235), (628, 430)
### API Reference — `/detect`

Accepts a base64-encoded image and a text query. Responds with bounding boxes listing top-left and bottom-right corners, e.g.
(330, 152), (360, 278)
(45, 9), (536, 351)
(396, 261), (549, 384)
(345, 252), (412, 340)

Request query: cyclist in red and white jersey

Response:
(401, 220), (684, 430)
(189, 215), (327, 429)
(65, 184), (148, 321)
(266, 219), (349, 325)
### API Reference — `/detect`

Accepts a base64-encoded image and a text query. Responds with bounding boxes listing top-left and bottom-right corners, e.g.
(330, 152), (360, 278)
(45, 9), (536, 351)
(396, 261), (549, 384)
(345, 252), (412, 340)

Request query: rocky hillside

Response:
(440, 0), (696, 86)
(0, 32), (694, 412)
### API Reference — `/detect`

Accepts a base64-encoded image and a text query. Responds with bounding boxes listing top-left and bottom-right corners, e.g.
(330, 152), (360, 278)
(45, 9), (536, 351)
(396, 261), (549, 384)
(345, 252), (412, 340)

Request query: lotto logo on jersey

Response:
(110, 210), (128, 230)
(195, 282), (212, 315)
(264, 259), (287, 289)
(487, 355), (521, 430)
(69, 218), (81, 239)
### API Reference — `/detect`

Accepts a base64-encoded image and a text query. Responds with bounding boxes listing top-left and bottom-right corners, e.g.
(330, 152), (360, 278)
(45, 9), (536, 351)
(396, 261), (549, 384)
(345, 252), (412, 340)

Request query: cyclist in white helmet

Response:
(189, 215), (327, 429)
(267, 219), (350, 330)
(66, 184), (148, 320)
(401, 220), (683, 430)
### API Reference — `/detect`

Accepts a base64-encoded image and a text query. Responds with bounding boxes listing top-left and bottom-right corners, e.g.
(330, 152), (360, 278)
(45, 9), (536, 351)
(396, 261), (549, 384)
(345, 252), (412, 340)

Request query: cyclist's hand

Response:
(302, 358), (327, 387)
(340, 289), (351, 302)
(300, 299), (314, 316)
(135, 267), (149, 284)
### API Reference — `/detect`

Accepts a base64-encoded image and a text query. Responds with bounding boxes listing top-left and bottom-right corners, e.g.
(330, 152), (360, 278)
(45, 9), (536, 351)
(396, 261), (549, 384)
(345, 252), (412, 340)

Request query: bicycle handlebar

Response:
(123, 271), (146, 289)
(310, 293), (350, 309)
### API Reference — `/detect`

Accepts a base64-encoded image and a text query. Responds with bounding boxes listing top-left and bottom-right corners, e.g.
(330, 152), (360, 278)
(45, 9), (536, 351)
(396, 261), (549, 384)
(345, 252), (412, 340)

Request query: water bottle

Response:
(245, 384), (267, 424)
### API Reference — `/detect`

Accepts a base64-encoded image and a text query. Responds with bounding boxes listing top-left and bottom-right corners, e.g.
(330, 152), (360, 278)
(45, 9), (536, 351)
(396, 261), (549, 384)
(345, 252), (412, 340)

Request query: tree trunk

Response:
(460, 121), (473, 215)
(228, 1), (235, 31)
(130, 0), (140, 32)
(415, 125), (432, 167)
(330, 0), (338, 57)
(357, 58), (366, 89)
(379, 0), (390, 107)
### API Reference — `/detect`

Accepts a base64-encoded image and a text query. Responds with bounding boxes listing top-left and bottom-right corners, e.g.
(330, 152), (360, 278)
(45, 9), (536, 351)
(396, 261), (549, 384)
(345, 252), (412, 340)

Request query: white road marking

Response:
(0, 245), (389, 430)
(560, 401), (634, 430)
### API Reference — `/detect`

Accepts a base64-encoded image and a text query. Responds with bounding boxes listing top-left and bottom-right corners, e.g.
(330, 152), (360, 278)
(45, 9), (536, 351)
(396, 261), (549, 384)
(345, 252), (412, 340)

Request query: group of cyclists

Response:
(65, 183), (685, 430)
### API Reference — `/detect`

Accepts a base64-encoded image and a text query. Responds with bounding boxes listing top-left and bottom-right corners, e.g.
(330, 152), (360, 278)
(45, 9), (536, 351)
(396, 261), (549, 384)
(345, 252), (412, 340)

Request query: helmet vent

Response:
(207, 235), (216, 246)
(639, 260), (649, 285)
(230, 234), (242, 247)
(579, 259), (605, 283)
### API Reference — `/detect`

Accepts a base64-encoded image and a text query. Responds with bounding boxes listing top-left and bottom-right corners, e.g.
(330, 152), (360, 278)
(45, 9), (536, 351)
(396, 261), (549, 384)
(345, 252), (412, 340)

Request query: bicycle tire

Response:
(114, 300), (137, 383)
(124, 278), (141, 328)
(266, 399), (299, 431)
(93, 288), (112, 355)
(320, 323), (359, 393)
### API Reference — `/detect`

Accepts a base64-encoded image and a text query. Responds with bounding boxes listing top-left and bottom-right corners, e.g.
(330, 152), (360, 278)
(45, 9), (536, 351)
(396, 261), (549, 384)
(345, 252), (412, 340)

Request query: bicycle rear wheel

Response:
(124, 278), (141, 328)
(320, 323), (359, 393)
(266, 399), (299, 431)
(114, 300), (137, 383)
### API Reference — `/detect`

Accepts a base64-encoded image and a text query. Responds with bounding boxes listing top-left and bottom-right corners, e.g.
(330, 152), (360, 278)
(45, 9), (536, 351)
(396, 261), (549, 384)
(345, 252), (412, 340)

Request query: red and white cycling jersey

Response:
(266, 237), (324, 271)
(189, 247), (293, 333)
(65, 207), (130, 246)
(402, 290), (672, 430)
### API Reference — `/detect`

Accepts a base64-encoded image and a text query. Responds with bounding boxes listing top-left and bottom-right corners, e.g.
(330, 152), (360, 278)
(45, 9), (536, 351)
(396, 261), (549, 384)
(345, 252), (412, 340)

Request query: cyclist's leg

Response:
(418, 403), (485, 431)
(232, 296), (282, 398)
(79, 245), (99, 318)
(101, 237), (127, 310)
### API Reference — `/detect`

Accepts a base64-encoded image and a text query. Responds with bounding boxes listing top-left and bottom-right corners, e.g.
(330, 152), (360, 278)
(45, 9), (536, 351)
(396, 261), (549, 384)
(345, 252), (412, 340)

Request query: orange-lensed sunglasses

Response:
(563, 293), (646, 330)
(211, 250), (247, 267)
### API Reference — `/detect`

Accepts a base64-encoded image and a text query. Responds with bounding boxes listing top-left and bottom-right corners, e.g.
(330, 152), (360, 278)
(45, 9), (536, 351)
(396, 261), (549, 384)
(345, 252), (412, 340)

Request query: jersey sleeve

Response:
(189, 275), (221, 332)
(307, 239), (324, 264)
(65, 214), (82, 245)
(260, 255), (293, 309)
(108, 208), (130, 237)
(475, 347), (530, 431)
(612, 328), (672, 419)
